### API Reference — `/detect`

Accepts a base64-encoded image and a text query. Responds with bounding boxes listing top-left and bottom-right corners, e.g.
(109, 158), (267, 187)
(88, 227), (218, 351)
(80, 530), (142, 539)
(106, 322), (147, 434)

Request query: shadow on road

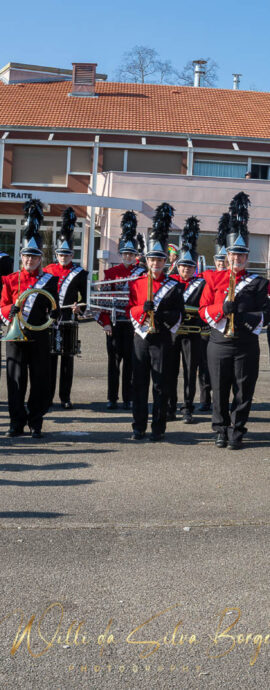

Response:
(0, 461), (91, 472)
(0, 511), (68, 518)
(0, 444), (116, 455)
(0, 478), (98, 487)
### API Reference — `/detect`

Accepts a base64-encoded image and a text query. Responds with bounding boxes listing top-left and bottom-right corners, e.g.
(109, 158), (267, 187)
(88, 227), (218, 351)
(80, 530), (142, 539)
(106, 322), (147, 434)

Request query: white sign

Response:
(0, 189), (142, 210)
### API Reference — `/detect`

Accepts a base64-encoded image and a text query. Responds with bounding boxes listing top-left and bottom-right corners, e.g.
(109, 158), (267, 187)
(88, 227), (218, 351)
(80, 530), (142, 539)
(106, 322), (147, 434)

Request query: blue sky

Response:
(1, 0), (268, 91)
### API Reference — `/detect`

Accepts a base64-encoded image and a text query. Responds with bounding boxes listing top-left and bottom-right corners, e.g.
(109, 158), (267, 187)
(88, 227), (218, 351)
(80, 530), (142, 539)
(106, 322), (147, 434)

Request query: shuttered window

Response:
(12, 146), (67, 184)
(127, 150), (181, 174)
(70, 147), (91, 173)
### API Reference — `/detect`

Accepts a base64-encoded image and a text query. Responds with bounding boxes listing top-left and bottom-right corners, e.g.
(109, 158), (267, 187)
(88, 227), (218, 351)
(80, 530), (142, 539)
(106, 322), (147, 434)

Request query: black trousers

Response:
(168, 333), (201, 414)
(132, 331), (172, 435)
(6, 332), (51, 430)
(50, 354), (74, 404)
(267, 326), (270, 357)
(106, 322), (134, 403)
(207, 337), (260, 443)
(198, 335), (211, 405)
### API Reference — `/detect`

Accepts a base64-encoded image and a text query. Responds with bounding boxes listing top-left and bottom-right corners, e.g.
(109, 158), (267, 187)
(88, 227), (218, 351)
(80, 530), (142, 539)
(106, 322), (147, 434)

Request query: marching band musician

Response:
(95, 211), (146, 410)
(0, 200), (58, 438)
(128, 203), (185, 441)
(167, 217), (206, 423)
(167, 243), (179, 276)
(199, 192), (269, 450)
(0, 249), (13, 382)
(44, 207), (88, 410)
(198, 213), (230, 412)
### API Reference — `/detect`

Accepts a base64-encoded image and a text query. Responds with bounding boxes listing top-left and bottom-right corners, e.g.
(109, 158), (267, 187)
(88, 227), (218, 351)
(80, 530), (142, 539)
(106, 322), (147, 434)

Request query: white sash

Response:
(206, 273), (261, 334)
(183, 278), (204, 303)
(132, 278), (178, 339)
(22, 273), (53, 323)
(59, 267), (84, 307)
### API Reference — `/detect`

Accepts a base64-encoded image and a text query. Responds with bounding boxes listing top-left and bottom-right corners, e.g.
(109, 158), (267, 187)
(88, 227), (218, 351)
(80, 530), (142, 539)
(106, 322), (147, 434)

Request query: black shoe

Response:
(131, 431), (145, 440)
(149, 433), (165, 442)
(215, 432), (227, 448)
(198, 403), (211, 412)
(106, 401), (118, 410)
(31, 429), (43, 439)
(227, 440), (243, 450)
(61, 401), (73, 410)
(167, 412), (177, 421)
(182, 412), (193, 424)
(123, 401), (132, 410)
(5, 426), (24, 438)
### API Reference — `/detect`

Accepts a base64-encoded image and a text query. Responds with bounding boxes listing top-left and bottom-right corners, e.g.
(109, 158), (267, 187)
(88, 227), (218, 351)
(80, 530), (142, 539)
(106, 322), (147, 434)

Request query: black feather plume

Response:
(119, 210), (137, 249)
(229, 192), (250, 240)
(23, 199), (43, 239)
(181, 215), (200, 252)
(137, 232), (146, 255)
(151, 202), (174, 242)
(60, 207), (77, 242)
(216, 212), (230, 246)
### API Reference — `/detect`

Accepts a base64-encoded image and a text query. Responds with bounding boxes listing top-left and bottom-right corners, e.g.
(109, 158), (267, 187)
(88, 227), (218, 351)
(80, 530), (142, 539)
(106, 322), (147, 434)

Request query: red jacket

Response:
(199, 269), (268, 339)
(128, 272), (184, 338)
(0, 268), (43, 324)
(0, 268), (58, 327)
(199, 269), (246, 325)
(44, 261), (73, 290)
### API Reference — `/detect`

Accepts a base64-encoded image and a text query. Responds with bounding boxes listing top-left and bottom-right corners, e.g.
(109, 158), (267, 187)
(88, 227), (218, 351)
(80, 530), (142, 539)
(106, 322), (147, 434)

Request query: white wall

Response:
(97, 172), (270, 269)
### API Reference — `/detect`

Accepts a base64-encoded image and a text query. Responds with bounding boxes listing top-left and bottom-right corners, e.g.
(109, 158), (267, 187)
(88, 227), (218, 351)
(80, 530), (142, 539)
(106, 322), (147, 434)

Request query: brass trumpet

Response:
(146, 268), (156, 334)
(1, 288), (57, 342)
(224, 271), (236, 339)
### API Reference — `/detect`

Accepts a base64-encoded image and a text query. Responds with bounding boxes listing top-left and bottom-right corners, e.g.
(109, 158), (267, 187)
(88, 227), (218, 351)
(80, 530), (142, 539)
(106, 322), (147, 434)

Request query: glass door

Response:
(0, 229), (16, 266)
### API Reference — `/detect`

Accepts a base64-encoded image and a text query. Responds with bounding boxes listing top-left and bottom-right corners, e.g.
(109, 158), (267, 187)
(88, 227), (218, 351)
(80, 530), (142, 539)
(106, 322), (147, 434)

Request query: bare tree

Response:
(115, 47), (219, 87)
(175, 58), (219, 87)
(116, 45), (175, 84)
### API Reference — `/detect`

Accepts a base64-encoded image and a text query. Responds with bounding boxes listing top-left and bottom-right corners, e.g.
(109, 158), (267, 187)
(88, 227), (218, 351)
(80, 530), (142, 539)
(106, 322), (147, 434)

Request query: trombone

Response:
(1, 288), (57, 342)
(176, 306), (210, 335)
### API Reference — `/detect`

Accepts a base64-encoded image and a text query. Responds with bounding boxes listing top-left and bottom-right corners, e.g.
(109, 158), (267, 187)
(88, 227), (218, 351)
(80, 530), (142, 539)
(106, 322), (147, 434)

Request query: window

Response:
(12, 146), (68, 185)
(103, 149), (124, 172)
(197, 233), (216, 266)
(70, 147), (91, 173)
(127, 150), (181, 174)
(251, 164), (270, 180)
(0, 230), (16, 259)
(193, 161), (247, 178)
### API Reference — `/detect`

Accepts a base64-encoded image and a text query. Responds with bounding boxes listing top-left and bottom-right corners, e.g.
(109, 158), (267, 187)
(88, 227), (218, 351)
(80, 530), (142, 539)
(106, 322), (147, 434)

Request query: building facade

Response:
(1, 61), (270, 274)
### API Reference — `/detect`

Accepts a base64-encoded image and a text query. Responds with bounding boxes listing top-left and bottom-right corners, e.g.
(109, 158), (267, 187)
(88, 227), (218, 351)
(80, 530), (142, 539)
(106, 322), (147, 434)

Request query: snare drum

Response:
(50, 321), (81, 356)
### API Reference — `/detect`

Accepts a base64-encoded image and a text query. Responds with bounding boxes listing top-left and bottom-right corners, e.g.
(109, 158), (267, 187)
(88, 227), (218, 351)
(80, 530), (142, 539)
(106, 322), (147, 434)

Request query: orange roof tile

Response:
(1, 80), (270, 139)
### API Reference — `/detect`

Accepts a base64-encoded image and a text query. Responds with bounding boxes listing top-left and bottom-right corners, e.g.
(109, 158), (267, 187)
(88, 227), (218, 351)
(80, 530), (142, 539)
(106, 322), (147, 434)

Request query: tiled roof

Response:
(1, 80), (270, 139)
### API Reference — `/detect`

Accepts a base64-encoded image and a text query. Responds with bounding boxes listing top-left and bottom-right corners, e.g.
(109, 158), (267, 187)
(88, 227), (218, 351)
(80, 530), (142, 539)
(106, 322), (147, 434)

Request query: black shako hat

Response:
(177, 216), (200, 266)
(21, 199), (44, 256)
(118, 211), (138, 254)
(146, 203), (174, 258)
(214, 212), (230, 260)
(226, 192), (250, 253)
(56, 207), (77, 254)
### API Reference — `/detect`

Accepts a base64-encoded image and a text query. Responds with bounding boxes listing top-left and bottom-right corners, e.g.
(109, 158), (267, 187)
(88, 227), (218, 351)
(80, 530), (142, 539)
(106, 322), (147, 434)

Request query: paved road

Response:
(0, 322), (269, 689)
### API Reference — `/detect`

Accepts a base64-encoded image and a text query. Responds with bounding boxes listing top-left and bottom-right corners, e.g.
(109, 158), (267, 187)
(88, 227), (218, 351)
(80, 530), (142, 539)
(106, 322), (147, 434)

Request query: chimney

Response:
(232, 73), (242, 90)
(70, 63), (97, 97)
(192, 59), (207, 87)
